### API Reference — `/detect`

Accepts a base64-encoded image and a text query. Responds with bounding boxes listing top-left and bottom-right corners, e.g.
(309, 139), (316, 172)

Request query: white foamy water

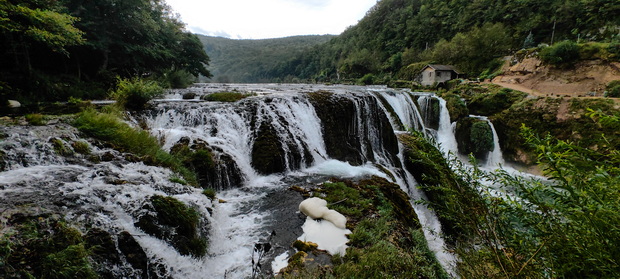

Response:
(298, 217), (351, 256)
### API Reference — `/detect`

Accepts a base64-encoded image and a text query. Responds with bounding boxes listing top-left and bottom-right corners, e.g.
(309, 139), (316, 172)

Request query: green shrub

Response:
(539, 40), (580, 67)
(470, 121), (494, 154)
(110, 77), (163, 110)
(159, 70), (196, 89)
(202, 92), (251, 102)
(606, 80), (620, 97)
(25, 113), (46, 125)
(358, 73), (375, 85)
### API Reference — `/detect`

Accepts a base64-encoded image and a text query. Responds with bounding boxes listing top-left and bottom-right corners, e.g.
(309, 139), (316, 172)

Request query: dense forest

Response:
(264, 0), (619, 83)
(0, 0), (210, 104)
(199, 35), (334, 83)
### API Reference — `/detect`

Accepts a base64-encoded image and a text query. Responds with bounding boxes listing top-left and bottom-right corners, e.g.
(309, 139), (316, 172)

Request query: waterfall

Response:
(484, 117), (505, 168)
(436, 98), (459, 156)
(1, 84), (466, 278)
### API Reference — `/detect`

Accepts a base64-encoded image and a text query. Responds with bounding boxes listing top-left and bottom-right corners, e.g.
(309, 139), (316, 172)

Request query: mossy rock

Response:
(307, 91), (399, 165)
(201, 92), (251, 102)
(440, 93), (469, 122)
(293, 240), (319, 252)
(170, 137), (242, 189)
(455, 117), (494, 161)
(491, 97), (618, 165)
(135, 195), (207, 257)
(251, 123), (287, 174)
(50, 137), (74, 157)
(0, 215), (98, 279)
(466, 88), (527, 116)
(182, 92), (197, 100)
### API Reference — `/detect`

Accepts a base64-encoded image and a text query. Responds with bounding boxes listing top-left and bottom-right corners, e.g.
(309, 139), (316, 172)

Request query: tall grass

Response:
(73, 108), (196, 185)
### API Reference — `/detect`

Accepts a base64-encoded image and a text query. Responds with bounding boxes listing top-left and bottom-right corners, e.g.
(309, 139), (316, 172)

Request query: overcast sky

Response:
(165, 0), (377, 39)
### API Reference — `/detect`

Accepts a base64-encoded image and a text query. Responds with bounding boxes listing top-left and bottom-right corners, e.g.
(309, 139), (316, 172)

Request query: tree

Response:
(0, 0), (84, 72)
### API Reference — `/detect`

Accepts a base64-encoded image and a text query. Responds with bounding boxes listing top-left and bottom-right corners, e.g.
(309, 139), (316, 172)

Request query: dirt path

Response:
(486, 79), (543, 96)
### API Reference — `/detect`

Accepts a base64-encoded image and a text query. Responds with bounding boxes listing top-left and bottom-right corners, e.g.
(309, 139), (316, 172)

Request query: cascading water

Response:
(1, 84), (465, 278)
(483, 117), (505, 168)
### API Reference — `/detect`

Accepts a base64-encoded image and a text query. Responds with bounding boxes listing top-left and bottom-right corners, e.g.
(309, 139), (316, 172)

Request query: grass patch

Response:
(73, 108), (197, 185)
(202, 188), (216, 200)
(25, 113), (46, 125)
(202, 91), (253, 102)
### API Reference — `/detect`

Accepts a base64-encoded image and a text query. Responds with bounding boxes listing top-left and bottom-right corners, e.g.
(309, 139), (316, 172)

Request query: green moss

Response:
(169, 176), (188, 185)
(42, 244), (98, 279)
(25, 113), (46, 125)
(202, 92), (253, 102)
(466, 88), (528, 116)
(0, 216), (97, 279)
(71, 140), (91, 155)
(136, 195), (206, 257)
(440, 93), (469, 122)
(470, 121), (494, 154)
(292, 240), (318, 252)
(50, 137), (74, 156)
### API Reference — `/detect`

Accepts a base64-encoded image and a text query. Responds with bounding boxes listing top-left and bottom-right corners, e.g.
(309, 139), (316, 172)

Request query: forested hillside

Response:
(198, 35), (334, 83)
(267, 0), (619, 83)
(0, 0), (210, 104)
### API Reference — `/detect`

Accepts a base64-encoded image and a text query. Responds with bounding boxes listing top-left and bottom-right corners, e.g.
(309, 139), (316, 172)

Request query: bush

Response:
(109, 77), (163, 110)
(606, 80), (620, 97)
(25, 113), (46, 125)
(358, 73), (375, 85)
(539, 40), (580, 67)
(158, 70), (196, 89)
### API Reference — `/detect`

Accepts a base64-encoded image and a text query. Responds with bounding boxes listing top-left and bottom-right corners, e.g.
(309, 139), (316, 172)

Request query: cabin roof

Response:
(422, 64), (461, 74)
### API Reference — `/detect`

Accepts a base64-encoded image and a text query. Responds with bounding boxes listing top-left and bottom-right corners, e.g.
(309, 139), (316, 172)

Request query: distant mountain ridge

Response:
(197, 35), (335, 83)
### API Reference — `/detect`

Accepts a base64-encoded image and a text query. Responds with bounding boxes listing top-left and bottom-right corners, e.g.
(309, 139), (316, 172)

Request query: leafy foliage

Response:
(606, 80), (620, 97)
(1, 0), (210, 103)
(109, 77), (163, 110)
(539, 40), (581, 67)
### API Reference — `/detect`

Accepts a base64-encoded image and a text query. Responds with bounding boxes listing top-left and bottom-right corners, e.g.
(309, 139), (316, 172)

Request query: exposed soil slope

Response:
(492, 58), (620, 97)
